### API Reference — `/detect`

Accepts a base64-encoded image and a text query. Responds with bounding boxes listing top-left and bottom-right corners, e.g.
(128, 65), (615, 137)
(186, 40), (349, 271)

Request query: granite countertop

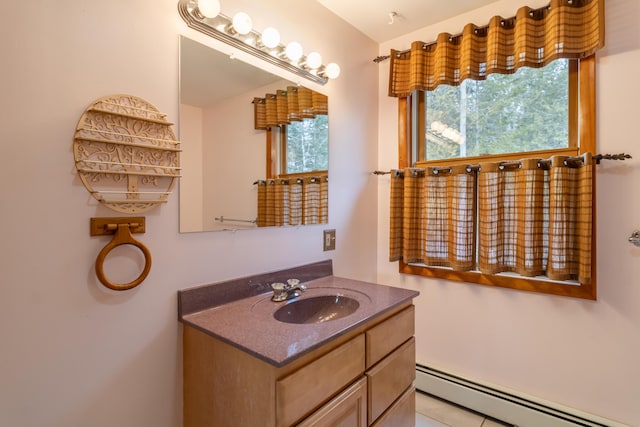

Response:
(180, 275), (419, 367)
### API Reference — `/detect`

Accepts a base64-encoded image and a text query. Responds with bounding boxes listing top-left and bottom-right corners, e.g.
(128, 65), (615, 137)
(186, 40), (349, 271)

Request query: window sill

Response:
(399, 262), (596, 300)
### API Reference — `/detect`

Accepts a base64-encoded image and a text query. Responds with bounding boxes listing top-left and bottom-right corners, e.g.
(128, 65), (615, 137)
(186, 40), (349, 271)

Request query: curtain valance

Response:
(388, 0), (604, 97)
(254, 86), (328, 130)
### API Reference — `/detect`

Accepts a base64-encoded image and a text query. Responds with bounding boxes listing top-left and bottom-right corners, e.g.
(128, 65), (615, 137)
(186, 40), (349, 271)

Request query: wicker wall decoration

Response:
(73, 94), (180, 213)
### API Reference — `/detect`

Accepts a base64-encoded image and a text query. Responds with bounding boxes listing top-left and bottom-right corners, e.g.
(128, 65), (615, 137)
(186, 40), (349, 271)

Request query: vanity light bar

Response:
(177, 0), (337, 85)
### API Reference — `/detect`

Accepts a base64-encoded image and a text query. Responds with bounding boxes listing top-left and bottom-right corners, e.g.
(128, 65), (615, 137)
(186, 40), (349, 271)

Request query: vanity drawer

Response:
(370, 386), (415, 427)
(365, 305), (414, 368)
(366, 337), (415, 424)
(297, 377), (367, 427)
(277, 334), (365, 427)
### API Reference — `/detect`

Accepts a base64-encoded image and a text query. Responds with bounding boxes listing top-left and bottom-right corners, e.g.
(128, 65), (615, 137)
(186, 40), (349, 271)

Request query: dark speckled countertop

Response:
(179, 275), (419, 367)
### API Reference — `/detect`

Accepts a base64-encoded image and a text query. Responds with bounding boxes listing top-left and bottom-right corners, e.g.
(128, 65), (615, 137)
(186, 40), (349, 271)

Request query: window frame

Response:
(396, 55), (597, 299)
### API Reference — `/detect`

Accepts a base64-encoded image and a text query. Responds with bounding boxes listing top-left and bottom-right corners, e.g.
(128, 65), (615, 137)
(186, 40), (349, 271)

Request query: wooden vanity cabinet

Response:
(183, 303), (415, 427)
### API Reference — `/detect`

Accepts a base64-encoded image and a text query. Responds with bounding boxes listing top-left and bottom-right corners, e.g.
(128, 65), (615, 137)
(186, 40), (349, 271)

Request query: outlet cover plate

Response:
(323, 229), (336, 251)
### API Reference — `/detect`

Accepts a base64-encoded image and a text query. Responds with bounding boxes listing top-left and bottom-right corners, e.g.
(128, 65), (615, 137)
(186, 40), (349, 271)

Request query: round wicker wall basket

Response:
(73, 94), (180, 213)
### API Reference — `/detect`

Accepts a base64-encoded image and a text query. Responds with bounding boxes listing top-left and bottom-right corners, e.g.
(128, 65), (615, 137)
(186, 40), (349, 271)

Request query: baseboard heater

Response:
(415, 364), (629, 427)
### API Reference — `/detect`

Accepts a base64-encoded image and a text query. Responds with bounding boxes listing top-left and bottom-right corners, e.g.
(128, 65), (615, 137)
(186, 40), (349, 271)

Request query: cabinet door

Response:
(371, 387), (415, 427)
(297, 377), (367, 427)
(366, 337), (416, 423)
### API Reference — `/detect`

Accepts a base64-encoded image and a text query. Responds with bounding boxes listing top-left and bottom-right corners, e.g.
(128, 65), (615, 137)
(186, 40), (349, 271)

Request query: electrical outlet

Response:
(323, 229), (336, 251)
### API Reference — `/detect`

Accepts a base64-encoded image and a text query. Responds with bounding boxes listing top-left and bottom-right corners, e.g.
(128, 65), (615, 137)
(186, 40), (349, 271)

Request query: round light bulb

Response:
(306, 52), (322, 69)
(261, 27), (280, 49)
(325, 62), (341, 79)
(232, 12), (253, 35)
(285, 42), (303, 61)
(197, 0), (220, 18)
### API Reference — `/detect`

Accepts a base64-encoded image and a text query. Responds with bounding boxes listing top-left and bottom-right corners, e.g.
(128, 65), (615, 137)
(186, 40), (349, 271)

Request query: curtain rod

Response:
(253, 176), (328, 185)
(372, 153), (632, 175)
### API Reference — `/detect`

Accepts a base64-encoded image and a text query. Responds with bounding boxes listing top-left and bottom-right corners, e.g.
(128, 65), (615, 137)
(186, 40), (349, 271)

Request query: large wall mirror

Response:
(179, 36), (329, 232)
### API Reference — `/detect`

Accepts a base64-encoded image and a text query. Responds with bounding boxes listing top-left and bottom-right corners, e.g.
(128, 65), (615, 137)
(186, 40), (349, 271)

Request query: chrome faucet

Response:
(271, 279), (307, 302)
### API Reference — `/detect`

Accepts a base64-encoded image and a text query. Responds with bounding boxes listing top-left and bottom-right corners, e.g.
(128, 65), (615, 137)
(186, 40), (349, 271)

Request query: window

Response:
(420, 59), (571, 161)
(254, 86), (329, 178)
(395, 56), (596, 299)
(281, 115), (329, 174)
(399, 57), (596, 299)
(387, 0), (604, 298)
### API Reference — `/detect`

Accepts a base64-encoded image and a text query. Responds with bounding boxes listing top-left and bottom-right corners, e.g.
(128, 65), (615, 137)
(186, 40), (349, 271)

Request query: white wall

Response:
(0, 1), (378, 426)
(179, 104), (204, 231)
(377, 0), (640, 425)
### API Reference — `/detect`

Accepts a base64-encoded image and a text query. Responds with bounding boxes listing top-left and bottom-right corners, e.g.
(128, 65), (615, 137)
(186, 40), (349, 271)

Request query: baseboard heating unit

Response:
(415, 365), (629, 427)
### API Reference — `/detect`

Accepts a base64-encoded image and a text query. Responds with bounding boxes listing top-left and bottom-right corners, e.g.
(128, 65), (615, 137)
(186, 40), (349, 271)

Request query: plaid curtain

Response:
(389, 153), (593, 283)
(257, 174), (328, 227)
(388, 0), (604, 97)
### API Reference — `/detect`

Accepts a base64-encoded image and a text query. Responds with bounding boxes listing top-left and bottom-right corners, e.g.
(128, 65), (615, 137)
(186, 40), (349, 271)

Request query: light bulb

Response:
(261, 27), (280, 49)
(325, 62), (341, 79)
(232, 12), (253, 35)
(197, 0), (220, 18)
(306, 52), (322, 69)
(285, 42), (303, 61)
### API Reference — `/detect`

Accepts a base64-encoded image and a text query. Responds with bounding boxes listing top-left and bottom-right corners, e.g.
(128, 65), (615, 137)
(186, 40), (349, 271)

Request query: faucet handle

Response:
(271, 282), (287, 301)
(287, 278), (305, 290)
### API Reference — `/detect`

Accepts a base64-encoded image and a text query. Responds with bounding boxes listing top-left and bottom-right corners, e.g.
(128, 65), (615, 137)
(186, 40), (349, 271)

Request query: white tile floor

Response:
(415, 392), (511, 427)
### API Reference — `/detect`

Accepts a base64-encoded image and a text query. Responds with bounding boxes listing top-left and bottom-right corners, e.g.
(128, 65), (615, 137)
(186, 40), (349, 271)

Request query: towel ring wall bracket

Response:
(90, 217), (152, 291)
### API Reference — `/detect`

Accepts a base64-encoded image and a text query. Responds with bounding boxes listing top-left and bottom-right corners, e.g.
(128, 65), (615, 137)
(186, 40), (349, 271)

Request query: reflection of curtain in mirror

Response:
(275, 179), (289, 226)
(303, 177), (320, 224)
(320, 177), (328, 223)
(256, 174), (328, 227)
(289, 180), (302, 226)
(253, 87), (328, 129)
(257, 180), (276, 227)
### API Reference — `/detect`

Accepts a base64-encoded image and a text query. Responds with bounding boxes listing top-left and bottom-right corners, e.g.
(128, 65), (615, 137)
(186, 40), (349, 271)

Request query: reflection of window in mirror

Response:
(280, 115), (328, 174)
(253, 86), (329, 227)
(253, 86), (329, 178)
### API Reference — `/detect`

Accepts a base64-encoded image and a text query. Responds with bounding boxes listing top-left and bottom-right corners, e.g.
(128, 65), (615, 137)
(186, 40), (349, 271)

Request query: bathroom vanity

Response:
(178, 261), (419, 426)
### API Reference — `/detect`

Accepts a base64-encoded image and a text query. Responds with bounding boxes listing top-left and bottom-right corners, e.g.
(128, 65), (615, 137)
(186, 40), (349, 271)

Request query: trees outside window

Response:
(284, 115), (329, 174)
(424, 59), (570, 161)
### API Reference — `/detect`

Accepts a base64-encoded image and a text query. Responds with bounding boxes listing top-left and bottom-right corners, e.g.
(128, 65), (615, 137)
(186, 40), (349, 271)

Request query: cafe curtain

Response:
(389, 154), (593, 283)
(388, 0), (605, 96)
(257, 174), (328, 227)
(254, 86), (328, 129)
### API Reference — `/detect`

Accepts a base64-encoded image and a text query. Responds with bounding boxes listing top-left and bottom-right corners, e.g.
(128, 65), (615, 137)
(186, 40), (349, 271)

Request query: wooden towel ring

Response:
(95, 223), (152, 291)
